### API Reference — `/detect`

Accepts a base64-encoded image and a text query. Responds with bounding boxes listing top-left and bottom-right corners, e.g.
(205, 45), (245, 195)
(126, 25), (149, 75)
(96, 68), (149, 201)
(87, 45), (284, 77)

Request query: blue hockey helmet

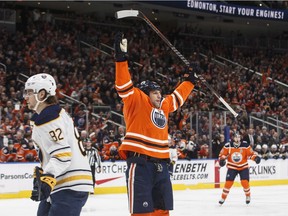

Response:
(138, 80), (161, 95)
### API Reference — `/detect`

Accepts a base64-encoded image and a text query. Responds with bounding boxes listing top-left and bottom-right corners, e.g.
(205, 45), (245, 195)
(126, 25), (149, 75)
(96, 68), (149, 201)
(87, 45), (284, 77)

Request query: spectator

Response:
(80, 130), (89, 141)
(185, 135), (200, 160)
(243, 128), (257, 147)
(0, 139), (17, 162)
(0, 128), (8, 150)
(114, 126), (125, 145)
(23, 139), (38, 162)
(212, 133), (225, 158)
(260, 126), (271, 145)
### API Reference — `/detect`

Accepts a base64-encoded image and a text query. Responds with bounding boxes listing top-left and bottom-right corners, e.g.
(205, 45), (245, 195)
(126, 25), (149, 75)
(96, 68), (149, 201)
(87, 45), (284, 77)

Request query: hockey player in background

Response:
(24, 73), (93, 216)
(114, 32), (198, 216)
(218, 132), (261, 205)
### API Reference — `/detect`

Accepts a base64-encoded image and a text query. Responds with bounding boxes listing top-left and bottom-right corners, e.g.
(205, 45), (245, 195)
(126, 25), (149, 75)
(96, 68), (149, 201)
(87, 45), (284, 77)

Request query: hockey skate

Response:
(219, 198), (225, 205)
(246, 196), (251, 204)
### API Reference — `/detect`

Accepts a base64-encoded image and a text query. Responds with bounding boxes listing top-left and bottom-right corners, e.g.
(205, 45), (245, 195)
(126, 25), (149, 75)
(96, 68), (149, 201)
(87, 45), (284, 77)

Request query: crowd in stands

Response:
(0, 5), (287, 163)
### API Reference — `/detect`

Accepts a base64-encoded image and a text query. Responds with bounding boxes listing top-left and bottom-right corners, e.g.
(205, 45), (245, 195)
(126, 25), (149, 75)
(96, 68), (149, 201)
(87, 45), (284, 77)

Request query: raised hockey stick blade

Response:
(115, 10), (139, 19)
(115, 10), (238, 118)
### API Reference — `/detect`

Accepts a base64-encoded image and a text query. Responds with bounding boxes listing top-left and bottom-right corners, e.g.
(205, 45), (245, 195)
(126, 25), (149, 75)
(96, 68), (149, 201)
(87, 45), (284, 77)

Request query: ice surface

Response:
(0, 185), (287, 216)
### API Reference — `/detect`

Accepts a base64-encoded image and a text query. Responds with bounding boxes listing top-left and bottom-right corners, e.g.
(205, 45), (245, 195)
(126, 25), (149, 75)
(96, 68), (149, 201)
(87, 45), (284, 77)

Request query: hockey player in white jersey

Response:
(24, 73), (93, 216)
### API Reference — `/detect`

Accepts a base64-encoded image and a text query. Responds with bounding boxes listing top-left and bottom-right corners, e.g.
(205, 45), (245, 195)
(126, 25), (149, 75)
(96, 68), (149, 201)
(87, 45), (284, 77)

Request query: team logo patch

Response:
(231, 152), (242, 163)
(150, 108), (167, 129)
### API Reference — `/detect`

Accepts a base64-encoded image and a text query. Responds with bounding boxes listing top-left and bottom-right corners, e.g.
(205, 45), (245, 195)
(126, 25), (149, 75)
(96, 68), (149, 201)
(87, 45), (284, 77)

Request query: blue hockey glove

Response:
(31, 166), (56, 201)
(254, 156), (261, 164)
(114, 32), (128, 62)
(219, 159), (226, 167)
(185, 63), (200, 84)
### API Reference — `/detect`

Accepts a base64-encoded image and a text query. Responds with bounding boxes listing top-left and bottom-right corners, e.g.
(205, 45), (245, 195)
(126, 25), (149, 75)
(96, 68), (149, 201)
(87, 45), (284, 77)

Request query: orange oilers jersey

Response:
(115, 61), (194, 160)
(219, 141), (258, 171)
(0, 147), (17, 162)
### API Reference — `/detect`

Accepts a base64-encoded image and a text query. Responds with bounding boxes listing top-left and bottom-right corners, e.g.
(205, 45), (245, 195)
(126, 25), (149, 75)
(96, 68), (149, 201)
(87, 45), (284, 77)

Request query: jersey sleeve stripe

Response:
(118, 90), (134, 98)
(173, 90), (184, 106)
(171, 93), (180, 109)
(116, 81), (134, 98)
(115, 80), (133, 90)
(117, 85), (133, 93)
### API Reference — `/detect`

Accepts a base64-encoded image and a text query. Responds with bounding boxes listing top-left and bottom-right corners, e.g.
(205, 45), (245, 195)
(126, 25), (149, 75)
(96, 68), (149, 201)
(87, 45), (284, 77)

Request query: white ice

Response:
(0, 185), (287, 216)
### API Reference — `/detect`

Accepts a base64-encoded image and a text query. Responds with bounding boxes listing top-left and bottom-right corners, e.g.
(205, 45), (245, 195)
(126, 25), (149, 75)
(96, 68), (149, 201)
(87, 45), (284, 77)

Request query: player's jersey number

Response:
(49, 128), (64, 141)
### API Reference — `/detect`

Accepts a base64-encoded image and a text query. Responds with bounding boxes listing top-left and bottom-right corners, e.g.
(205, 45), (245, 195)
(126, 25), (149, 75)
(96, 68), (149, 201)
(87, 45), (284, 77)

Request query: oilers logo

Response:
(231, 152), (242, 163)
(151, 108), (167, 129)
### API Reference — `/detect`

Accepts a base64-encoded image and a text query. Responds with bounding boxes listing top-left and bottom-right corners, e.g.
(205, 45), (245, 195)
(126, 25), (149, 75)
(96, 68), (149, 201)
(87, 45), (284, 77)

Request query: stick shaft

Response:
(35, 166), (42, 201)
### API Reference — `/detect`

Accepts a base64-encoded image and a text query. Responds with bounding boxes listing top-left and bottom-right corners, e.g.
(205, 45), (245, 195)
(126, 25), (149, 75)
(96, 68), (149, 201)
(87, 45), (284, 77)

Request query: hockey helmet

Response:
(24, 73), (56, 96)
(255, 144), (262, 152)
(138, 80), (161, 96)
(271, 144), (278, 151)
(261, 144), (268, 153)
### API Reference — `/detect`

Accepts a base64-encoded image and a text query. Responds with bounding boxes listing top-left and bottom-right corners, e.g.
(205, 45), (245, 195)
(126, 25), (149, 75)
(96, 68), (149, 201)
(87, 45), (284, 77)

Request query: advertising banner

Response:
(150, 0), (288, 21)
(219, 159), (288, 182)
(0, 159), (287, 198)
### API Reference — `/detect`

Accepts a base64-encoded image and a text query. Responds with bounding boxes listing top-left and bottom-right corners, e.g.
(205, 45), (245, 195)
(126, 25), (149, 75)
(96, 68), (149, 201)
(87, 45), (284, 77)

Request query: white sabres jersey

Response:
(30, 104), (93, 194)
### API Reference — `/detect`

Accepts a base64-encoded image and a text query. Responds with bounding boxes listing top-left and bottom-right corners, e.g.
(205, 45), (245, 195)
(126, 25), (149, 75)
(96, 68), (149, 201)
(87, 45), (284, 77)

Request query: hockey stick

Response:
(115, 10), (238, 118)
(35, 166), (42, 201)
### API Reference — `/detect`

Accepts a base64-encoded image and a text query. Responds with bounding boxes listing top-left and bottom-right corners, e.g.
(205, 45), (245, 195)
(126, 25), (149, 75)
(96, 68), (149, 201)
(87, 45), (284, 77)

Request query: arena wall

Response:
(0, 159), (287, 199)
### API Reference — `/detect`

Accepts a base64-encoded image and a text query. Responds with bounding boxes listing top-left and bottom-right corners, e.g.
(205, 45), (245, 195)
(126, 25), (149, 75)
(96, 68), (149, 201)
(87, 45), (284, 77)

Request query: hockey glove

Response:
(254, 156), (261, 164)
(219, 159), (226, 167)
(31, 166), (56, 201)
(114, 32), (128, 62)
(184, 62), (200, 84)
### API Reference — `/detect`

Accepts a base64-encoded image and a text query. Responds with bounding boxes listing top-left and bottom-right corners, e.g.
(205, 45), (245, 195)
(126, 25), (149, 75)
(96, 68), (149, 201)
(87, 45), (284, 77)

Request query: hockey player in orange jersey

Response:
(218, 132), (261, 205)
(114, 32), (198, 216)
